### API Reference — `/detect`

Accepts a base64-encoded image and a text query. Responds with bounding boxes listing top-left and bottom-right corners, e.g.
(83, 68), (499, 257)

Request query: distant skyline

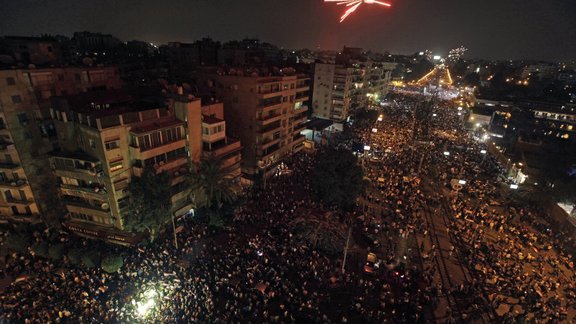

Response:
(1, 0), (575, 61)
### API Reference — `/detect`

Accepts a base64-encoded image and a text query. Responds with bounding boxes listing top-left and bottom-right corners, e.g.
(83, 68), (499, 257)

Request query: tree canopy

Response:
(187, 157), (237, 226)
(124, 167), (172, 240)
(311, 148), (366, 212)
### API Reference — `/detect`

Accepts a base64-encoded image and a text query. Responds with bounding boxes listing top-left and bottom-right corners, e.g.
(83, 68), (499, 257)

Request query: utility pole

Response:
(171, 213), (178, 249)
(341, 224), (352, 274)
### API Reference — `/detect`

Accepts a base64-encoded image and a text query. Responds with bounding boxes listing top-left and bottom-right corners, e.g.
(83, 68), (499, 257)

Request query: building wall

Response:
(200, 73), (309, 178)
(0, 66), (121, 223)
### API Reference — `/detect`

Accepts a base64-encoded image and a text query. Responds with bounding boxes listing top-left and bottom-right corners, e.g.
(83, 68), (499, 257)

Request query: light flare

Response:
(325, 0), (392, 22)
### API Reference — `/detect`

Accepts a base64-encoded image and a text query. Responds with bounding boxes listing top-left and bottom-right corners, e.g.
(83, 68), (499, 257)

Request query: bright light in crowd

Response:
(457, 112), (462, 116)
(433, 55), (441, 60)
(480, 149), (487, 154)
(457, 107), (463, 111)
(378, 115), (383, 121)
(458, 180), (466, 185)
(443, 151), (450, 156)
(432, 113), (437, 117)
(134, 288), (160, 317)
(364, 145), (371, 151)
(372, 128), (378, 133)
(510, 184), (519, 190)
(475, 123), (481, 128)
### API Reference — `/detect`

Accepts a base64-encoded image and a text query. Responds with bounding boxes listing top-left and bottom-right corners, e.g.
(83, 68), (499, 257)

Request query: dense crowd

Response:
(1, 93), (575, 323)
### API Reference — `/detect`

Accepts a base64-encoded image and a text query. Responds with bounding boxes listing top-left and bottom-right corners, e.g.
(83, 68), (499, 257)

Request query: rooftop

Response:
(202, 115), (224, 124)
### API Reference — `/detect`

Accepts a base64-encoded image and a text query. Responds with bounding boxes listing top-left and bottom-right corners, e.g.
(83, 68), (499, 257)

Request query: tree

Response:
(124, 167), (172, 241)
(4, 232), (31, 254)
(187, 157), (237, 227)
(31, 242), (49, 258)
(290, 212), (350, 256)
(82, 250), (101, 268)
(101, 255), (124, 273)
(353, 108), (379, 130)
(311, 148), (366, 212)
(67, 248), (83, 265)
(48, 244), (64, 261)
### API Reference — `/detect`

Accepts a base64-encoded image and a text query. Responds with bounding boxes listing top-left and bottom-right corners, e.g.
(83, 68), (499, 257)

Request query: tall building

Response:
(198, 68), (309, 182)
(201, 102), (242, 182)
(49, 90), (204, 244)
(0, 66), (121, 223)
(0, 35), (65, 66)
(312, 63), (354, 121)
(312, 60), (393, 122)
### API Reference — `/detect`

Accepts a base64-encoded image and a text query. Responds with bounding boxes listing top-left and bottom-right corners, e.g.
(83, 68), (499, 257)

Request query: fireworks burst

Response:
(325, 0), (391, 23)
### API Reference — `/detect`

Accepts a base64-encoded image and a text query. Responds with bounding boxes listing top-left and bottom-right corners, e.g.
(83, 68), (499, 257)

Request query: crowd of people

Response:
(1, 92), (575, 322)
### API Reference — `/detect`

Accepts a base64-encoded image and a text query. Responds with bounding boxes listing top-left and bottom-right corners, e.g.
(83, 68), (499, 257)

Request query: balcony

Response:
(257, 112), (282, 126)
(0, 179), (28, 189)
(5, 197), (35, 206)
(0, 163), (22, 171)
(258, 97), (283, 113)
(293, 134), (306, 144)
(259, 122), (282, 136)
(60, 184), (107, 201)
(260, 137), (281, 150)
(130, 138), (186, 161)
(294, 105), (308, 113)
(0, 143), (16, 152)
(203, 138), (242, 159)
(293, 124), (306, 134)
(295, 92), (309, 102)
(64, 199), (111, 219)
(260, 143), (281, 160)
(292, 115), (307, 125)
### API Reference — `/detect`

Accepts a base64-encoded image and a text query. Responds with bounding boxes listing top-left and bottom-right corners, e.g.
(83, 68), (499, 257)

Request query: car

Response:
(364, 252), (377, 273)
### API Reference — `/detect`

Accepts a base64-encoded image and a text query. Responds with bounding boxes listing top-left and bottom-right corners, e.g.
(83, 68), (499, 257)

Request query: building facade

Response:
(49, 91), (204, 244)
(0, 66), (121, 223)
(199, 70), (309, 181)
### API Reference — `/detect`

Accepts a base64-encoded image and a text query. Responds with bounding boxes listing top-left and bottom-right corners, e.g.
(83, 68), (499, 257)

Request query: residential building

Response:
(0, 35), (65, 65)
(198, 68), (309, 181)
(201, 102), (242, 182)
(0, 66), (121, 223)
(49, 89), (203, 244)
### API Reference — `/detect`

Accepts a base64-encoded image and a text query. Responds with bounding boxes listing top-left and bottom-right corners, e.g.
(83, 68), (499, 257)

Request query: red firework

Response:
(325, 0), (391, 23)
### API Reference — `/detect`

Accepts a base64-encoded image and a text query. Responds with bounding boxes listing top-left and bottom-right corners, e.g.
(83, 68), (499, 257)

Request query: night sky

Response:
(1, 0), (575, 61)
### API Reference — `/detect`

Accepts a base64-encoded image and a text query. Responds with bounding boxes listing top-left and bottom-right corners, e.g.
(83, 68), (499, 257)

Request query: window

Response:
(105, 140), (119, 150)
(6, 77), (15, 86)
(17, 113), (28, 124)
(11, 95), (22, 104)
(110, 161), (123, 172)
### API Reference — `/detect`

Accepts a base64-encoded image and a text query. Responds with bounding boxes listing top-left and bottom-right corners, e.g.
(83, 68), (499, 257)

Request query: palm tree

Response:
(187, 157), (237, 226)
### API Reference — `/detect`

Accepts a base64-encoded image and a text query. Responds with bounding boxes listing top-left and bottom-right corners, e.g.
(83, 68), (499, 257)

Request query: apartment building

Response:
(201, 102), (242, 182)
(312, 61), (393, 122)
(49, 90), (203, 244)
(0, 66), (121, 223)
(312, 63), (354, 121)
(199, 69), (309, 181)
